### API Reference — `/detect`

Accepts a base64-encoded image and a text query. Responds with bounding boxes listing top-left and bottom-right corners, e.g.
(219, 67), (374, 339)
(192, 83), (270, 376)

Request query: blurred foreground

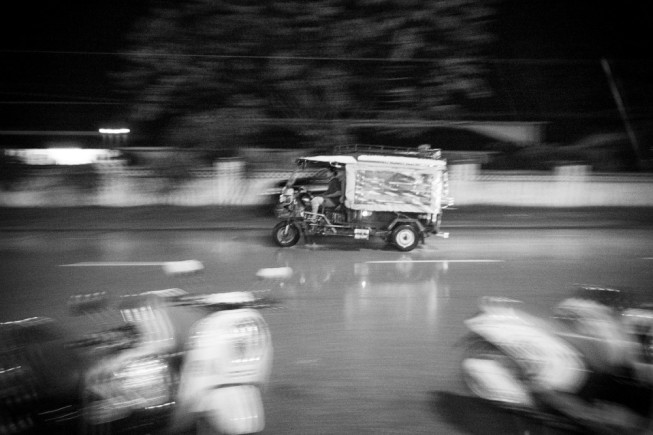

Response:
(1, 220), (653, 433)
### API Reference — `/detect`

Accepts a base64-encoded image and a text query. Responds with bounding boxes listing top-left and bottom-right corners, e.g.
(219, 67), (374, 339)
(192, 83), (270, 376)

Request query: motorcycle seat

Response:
(497, 304), (627, 374)
(550, 317), (631, 374)
(321, 203), (346, 216)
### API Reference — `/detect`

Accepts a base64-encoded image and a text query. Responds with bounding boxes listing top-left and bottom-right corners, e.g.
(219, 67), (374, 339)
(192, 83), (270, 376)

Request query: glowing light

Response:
(5, 148), (121, 165)
(99, 128), (130, 134)
(45, 148), (114, 165)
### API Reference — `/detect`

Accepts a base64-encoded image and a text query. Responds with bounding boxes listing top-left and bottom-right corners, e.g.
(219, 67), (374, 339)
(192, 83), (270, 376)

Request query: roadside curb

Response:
(1, 206), (652, 232)
(0, 222), (648, 232)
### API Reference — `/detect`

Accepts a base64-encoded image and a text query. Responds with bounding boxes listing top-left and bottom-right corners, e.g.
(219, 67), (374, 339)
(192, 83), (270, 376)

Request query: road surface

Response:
(1, 219), (652, 434)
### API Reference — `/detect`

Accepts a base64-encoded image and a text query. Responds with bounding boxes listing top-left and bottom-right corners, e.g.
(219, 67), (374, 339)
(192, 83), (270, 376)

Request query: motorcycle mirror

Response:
(162, 260), (205, 277)
(201, 291), (256, 306)
(256, 267), (293, 280)
(478, 296), (522, 312)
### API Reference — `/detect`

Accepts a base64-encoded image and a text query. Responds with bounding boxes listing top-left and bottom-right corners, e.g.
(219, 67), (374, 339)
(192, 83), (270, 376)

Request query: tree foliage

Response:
(118, 0), (496, 148)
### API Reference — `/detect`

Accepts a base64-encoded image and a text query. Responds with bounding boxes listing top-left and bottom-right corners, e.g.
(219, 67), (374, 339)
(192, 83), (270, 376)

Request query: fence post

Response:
(214, 158), (245, 205)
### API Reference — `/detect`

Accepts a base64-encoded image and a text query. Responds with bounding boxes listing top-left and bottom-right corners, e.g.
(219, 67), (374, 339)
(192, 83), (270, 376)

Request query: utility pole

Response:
(600, 58), (645, 169)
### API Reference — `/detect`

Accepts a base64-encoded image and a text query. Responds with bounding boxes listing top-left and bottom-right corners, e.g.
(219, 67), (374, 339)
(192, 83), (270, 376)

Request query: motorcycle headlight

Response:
(279, 188), (294, 204)
(84, 356), (173, 424)
(116, 357), (171, 406)
(227, 319), (268, 364)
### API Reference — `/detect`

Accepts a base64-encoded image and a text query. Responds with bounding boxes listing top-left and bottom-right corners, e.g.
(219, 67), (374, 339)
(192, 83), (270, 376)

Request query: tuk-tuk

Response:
(271, 145), (453, 251)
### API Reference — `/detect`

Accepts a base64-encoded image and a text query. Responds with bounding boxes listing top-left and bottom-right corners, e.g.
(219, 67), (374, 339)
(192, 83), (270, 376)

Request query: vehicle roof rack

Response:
(333, 144), (442, 160)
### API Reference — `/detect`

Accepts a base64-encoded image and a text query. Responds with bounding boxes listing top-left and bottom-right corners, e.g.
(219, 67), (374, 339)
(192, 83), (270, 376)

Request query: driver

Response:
(310, 167), (344, 216)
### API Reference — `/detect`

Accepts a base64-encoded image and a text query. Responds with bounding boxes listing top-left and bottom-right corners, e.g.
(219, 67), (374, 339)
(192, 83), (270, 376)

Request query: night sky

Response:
(497, 0), (653, 60)
(1, 0), (651, 145)
(0, 0), (148, 137)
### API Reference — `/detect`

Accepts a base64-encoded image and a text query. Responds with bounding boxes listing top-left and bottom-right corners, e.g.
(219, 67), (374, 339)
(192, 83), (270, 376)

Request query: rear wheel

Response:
(391, 225), (419, 251)
(272, 222), (301, 247)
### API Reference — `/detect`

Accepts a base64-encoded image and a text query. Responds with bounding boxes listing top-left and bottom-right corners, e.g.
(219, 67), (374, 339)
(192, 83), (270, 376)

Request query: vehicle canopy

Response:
(295, 145), (450, 214)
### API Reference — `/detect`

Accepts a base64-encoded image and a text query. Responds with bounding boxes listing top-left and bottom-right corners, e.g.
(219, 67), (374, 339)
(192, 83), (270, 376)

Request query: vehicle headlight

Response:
(116, 357), (172, 407)
(279, 188), (294, 204)
(227, 319), (268, 364)
(84, 356), (173, 424)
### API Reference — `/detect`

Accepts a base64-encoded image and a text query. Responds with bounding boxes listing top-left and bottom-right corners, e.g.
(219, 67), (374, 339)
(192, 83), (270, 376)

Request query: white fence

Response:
(2, 161), (653, 208)
(448, 164), (653, 207)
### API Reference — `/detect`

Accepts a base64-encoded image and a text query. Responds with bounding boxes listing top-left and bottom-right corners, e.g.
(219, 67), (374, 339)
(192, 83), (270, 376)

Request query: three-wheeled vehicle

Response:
(272, 145), (453, 251)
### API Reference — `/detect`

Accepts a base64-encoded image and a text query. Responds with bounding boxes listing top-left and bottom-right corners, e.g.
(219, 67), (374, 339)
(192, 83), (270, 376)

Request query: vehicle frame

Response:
(272, 144), (453, 251)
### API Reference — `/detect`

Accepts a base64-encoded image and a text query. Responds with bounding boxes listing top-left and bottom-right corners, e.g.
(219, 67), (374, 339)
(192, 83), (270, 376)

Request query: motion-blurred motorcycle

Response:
(0, 261), (284, 435)
(459, 285), (653, 434)
(272, 148), (451, 252)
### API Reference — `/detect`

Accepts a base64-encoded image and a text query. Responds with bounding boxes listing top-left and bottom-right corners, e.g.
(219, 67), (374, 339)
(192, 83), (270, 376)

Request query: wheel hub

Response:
(397, 230), (415, 247)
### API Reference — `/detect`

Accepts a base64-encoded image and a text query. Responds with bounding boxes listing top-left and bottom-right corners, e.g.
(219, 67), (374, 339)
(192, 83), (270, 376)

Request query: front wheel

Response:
(391, 225), (419, 251)
(461, 338), (531, 406)
(272, 221), (301, 247)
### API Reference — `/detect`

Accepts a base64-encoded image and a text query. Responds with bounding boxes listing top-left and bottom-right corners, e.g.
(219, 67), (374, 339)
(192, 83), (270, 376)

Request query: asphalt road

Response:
(1, 211), (653, 434)
(1, 205), (653, 231)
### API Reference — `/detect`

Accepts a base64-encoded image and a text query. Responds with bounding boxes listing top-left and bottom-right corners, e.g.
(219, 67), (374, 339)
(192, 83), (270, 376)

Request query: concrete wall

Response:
(2, 161), (653, 208)
(448, 164), (653, 207)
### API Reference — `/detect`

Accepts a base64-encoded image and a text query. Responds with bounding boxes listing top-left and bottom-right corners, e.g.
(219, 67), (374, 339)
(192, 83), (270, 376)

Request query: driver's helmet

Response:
(329, 166), (343, 179)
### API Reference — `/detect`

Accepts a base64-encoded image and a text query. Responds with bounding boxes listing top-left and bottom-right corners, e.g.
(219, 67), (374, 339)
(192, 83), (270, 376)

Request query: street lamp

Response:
(99, 128), (130, 134)
(99, 128), (130, 146)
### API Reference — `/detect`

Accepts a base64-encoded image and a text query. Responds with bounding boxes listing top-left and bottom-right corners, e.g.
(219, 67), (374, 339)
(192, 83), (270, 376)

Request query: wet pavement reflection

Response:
(1, 228), (653, 433)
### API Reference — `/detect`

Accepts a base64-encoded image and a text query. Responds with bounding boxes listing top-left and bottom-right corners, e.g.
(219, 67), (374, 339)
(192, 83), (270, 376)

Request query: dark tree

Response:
(118, 0), (496, 149)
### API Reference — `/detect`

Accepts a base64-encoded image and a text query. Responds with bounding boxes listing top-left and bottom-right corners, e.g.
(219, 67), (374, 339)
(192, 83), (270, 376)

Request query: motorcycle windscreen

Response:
(202, 385), (264, 435)
(344, 161), (444, 214)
